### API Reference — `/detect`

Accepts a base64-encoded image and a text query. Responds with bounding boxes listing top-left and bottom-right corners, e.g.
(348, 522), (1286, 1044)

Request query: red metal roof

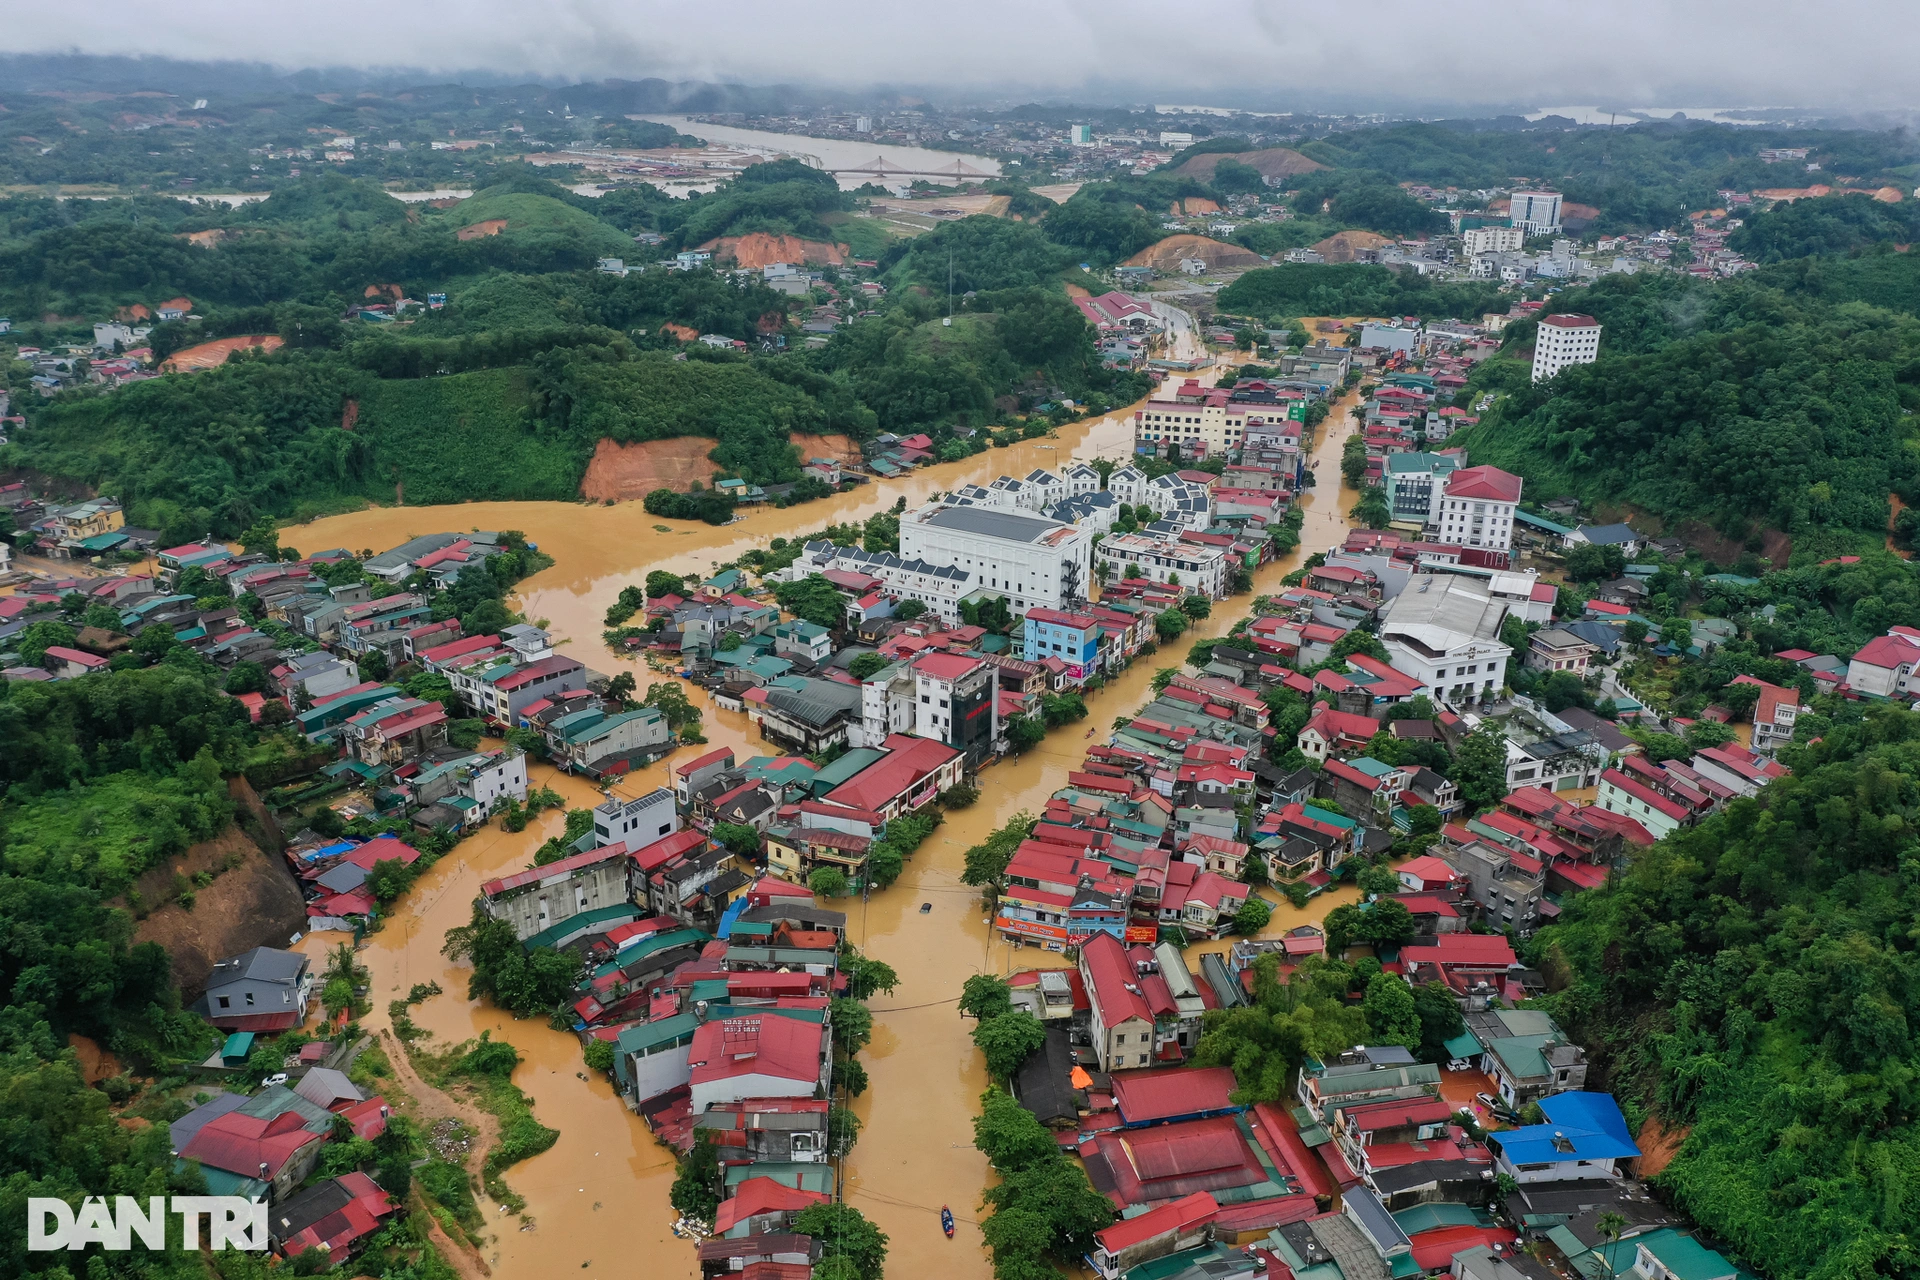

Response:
(1080, 931), (1154, 1029)
(204, 1010), (301, 1033)
(495, 654), (585, 691)
(1539, 312), (1599, 328)
(419, 633), (498, 664)
(1601, 769), (1692, 822)
(482, 842), (627, 897)
(1112, 1066), (1238, 1124)
(180, 1110), (323, 1178)
(1443, 464), (1523, 503)
(1402, 933), (1517, 970)
(714, 1176), (830, 1234)
(675, 747), (734, 777)
(1342, 1097), (1454, 1131)
(631, 829), (707, 874)
(823, 734), (960, 813)
(1094, 1190), (1219, 1252)
(687, 1015), (824, 1087)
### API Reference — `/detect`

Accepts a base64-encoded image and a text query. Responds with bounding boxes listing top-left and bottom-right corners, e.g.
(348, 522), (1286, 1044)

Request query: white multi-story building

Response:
(1462, 225), (1525, 255)
(988, 469), (1069, 511)
(1108, 468), (1212, 532)
(910, 650), (1000, 766)
(1359, 322), (1420, 354)
(1509, 190), (1563, 236)
(1381, 574), (1512, 707)
(898, 503), (1092, 613)
(1095, 531), (1233, 599)
(1062, 462), (1102, 496)
(1436, 465), (1522, 552)
(1531, 313), (1602, 383)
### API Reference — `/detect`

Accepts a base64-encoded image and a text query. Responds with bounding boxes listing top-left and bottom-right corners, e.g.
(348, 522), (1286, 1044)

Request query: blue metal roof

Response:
(1493, 1091), (1640, 1165)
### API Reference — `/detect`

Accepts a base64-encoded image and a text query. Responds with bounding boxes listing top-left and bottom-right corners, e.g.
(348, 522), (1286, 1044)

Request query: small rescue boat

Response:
(940, 1206), (955, 1238)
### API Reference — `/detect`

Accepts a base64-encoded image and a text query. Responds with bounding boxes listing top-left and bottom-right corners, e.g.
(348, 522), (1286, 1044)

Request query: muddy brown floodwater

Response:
(291, 369), (1368, 1280)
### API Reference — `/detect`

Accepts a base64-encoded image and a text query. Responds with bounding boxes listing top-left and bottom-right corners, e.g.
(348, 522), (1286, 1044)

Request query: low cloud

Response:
(10, 0), (1912, 113)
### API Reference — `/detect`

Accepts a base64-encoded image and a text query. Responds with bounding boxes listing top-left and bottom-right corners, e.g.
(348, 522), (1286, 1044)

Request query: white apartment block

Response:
(1131, 384), (1247, 458)
(1462, 225), (1526, 255)
(898, 503), (1093, 613)
(1509, 190), (1563, 236)
(1532, 313), (1602, 383)
(1436, 465), (1522, 552)
(1095, 532), (1233, 599)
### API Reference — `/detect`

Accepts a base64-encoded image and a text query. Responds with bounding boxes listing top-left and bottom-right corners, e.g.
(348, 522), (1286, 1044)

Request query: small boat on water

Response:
(940, 1206), (955, 1238)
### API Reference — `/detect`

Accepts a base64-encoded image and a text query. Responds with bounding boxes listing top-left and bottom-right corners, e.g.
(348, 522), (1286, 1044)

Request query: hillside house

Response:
(195, 947), (312, 1033)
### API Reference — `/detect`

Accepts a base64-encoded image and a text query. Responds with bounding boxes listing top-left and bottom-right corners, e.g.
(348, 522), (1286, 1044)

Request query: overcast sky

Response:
(11, 1), (1914, 113)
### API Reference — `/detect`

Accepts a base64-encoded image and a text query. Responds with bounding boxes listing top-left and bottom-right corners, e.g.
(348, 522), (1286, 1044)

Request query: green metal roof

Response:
(723, 1162), (834, 1193)
(615, 1011), (699, 1057)
(1487, 1033), (1554, 1080)
(1392, 1202), (1486, 1235)
(1443, 1029), (1483, 1060)
(523, 903), (640, 953)
(220, 1032), (255, 1061)
(1593, 1229), (1746, 1280)
(1516, 509), (1574, 535)
(806, 747), (885, 795)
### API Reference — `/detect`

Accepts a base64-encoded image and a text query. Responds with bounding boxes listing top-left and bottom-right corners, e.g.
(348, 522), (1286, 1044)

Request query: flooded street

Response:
(291, 369), (1368, 1279)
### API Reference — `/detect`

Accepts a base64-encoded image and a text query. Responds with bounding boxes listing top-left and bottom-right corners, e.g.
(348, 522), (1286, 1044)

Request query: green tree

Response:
(1233, 895), (1273, 936)
(961, 812), (1037, 886)
(831, 998), (874, 1057)
(642, 681), (701, 730)
(711, 822), (762, 858)
(775, 574), (846, 629)
(365, 857), (415, 904)
(1412, 981), (1466, 1064)
(847, 651), (889, 681)
(670, 1135), (722, 1222)
(1363, 972), (1420, 1049)
(1181, 594), (1212, 620)
(442, 906), (579, 1016)
(646, 570), (686, 598)
(1449, 723), (1510, 814)
(810, 866), (850, 898)
(841, 951), (899, 1002)
(959, 974), (1014, 1021)
(828, 1105), (862, 1157)
(1191, 954), (1368, 1102)
(238, 516), (281, 558)
(973, 1010), (1048, 1080)
(1005, 714), (1047, 754)
(794, 1203), (889, 1280)
(974, 1086), (1059, 1169)
(1566, 543), (1626, 583)
(1155, 608), (1189, 641)
(1356, 898), (1416, 950)
(1349, 488), (1390, 529)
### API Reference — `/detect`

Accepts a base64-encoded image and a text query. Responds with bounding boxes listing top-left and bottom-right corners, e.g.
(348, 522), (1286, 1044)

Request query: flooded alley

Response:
(291, 368), (1369, 1280)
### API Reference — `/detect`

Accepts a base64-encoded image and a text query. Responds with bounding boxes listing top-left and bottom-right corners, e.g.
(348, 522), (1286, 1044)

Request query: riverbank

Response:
(288, 366), (1371, 1280)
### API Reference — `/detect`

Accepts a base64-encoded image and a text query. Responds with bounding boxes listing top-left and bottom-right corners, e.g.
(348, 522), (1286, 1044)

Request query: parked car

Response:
(262, 1073), (288, 1087)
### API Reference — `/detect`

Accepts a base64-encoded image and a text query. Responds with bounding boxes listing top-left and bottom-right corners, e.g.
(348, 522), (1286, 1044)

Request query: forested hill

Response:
(1448, 267), (1920, 561)
(1527, 700), (1920, 1279)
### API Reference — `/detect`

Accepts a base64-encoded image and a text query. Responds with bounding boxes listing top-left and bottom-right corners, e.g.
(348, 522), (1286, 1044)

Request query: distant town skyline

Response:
(8, 0), (1914, 116)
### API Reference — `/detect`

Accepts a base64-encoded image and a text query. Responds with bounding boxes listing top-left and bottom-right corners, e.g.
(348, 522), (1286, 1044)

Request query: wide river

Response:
(289, 365), (1365, 1280)
(633, 116), (1002, 188)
